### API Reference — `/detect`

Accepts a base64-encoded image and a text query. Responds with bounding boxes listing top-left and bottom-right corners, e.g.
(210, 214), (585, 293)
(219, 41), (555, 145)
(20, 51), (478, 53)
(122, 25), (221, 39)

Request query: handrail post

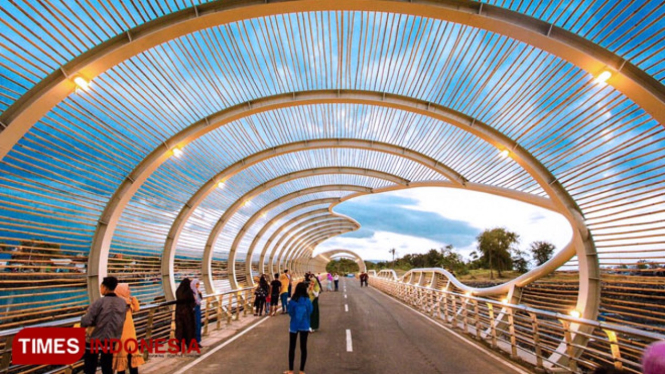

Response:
(528, 312), (544, 370)
(203, 297), (210, 336)
(451, 294), (458, 328)
(245, 289), (253, 313)
(216, 295), (223, 329)
(603, 329), (623, 371)
(507, 307), (517, 359)
(169, 304), (176, 339)
(443, 293), (450, 324)
(463, 298), (469, 333)
(236, 291), (247, 321)
(144, 309), (155, 361)
(560, 320), (578, 372)
(431, 290), (438, 317)
(487, 303), (498, 348)
(223, 294), (232, 325)
(473, 300), (481, 340)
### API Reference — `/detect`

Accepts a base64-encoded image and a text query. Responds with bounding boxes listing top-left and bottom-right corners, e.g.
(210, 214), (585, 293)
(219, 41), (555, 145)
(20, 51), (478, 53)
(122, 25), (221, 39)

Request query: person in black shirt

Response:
(269, 273), (282, 316)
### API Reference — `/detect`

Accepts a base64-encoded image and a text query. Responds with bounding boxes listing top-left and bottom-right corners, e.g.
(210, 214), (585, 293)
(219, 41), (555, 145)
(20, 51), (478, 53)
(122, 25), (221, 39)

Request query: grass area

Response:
(457, 269), (522, 282)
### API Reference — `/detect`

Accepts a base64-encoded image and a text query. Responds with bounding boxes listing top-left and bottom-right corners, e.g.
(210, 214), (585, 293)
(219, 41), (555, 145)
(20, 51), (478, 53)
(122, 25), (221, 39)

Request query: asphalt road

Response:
(176, 278), (527, 374)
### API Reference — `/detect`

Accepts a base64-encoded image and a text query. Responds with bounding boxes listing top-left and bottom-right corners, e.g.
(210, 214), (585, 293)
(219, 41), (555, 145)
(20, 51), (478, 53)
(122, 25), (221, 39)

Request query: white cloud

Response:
(315, 187), (572, 261)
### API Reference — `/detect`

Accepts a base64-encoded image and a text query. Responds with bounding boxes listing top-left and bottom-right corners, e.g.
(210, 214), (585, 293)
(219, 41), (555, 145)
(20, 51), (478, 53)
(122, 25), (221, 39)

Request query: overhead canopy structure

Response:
(310, 249), (368, 274)
(0, 1), (663, 340)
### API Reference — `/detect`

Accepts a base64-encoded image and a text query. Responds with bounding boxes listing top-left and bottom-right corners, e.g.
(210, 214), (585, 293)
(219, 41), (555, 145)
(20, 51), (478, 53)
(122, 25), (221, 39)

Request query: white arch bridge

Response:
(0, 1), (663, 373)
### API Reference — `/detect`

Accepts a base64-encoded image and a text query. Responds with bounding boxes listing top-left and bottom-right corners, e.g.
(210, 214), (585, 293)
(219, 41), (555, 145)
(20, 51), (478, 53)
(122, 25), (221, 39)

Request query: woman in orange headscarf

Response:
(113, 283), (145, 374)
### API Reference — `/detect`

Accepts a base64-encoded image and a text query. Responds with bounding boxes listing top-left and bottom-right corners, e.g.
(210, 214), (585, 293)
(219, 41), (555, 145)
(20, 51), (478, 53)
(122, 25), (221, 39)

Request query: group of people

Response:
(80, 276), (145, 374)
(325, 272), (340, 291)
(81, 276), (205, 374)
(254, 270), (291, 316)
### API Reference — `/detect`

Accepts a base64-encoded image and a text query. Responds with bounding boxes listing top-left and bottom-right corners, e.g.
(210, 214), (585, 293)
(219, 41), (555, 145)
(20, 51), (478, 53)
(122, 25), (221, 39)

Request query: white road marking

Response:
(344, 294), (347, 299)
(369, 287), (531, 374)
(345, 304), (348, 312)
(346, 329), (353, 352)
(172, 317), (270, 374)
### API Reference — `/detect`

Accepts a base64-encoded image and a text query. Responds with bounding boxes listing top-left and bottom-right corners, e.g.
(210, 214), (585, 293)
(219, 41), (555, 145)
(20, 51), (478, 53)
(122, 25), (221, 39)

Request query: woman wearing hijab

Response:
(190, 279), (203, 346)
(305, 274), (320, 333)
(175, 278), (196, 350)
(113, 283), (145, 374)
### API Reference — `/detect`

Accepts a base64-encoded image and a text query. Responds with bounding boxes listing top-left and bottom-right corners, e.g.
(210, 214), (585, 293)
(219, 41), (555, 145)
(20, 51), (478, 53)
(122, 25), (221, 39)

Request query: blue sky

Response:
(316, 187), (572, 263)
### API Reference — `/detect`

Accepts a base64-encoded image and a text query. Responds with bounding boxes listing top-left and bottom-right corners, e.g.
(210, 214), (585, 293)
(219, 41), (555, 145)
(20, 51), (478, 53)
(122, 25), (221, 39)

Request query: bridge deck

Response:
(168, 278), (530, 373)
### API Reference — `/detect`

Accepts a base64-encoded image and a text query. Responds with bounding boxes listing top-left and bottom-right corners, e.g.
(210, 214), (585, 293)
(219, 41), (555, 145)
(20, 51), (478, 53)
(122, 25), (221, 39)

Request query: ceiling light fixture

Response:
(73, 76), (89, 92)
(594, 70), (612, 84)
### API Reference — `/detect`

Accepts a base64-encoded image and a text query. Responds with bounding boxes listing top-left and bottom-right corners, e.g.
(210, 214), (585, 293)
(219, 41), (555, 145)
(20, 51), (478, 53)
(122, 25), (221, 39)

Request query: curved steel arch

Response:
(284, 227), (357, 273)
(254, 185), (372, 279)
(293, 232), (350, 275)
(258, 211), (351, 279)
(252, 209), (333, 276)
(276, 221), (360, 274)
(2, 0), (662, 161)
(201, 167), (401, 292)
(242, 200), (339, 279)
(312, 249), (367, 273)
(221, 167), (407, 283)
(285, 226), (364, 272)
(293, 232), (358, 274)
(267, 217), (360, 277)
(84, 90), (597, 325)
(162, 166), (406, 296)
(289, 236), (358, 273)
(243, 205), (330, 279)
(203, 184), (371, 294)
(266, 216), (352, 279)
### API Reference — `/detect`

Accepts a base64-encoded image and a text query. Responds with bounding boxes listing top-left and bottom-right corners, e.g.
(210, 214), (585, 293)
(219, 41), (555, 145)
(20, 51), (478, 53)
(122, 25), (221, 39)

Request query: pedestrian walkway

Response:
(153, 278), (530, 374)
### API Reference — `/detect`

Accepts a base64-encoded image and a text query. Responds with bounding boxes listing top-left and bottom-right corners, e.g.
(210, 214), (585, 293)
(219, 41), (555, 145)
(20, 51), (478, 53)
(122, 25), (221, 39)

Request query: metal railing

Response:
(370, 274), (663, 374)
(0, 287), (256, 374)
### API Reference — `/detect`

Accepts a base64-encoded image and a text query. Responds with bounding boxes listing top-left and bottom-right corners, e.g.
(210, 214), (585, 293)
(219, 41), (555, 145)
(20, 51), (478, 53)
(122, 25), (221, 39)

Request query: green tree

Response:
(326, 258), (359, 274)
(529, 241), (556, 266)
(512, 249), (530, 273)
(476, 228), (519, 279)
(438, 245), (468, 275)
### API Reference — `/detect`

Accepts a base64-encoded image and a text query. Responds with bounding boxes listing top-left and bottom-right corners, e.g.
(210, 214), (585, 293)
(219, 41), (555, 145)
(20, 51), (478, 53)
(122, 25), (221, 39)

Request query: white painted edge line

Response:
(346, 329), (353, 352)
(345, 304), (349, 312)
(173, 316), (270, 374)
(370, 287), (531, 374)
